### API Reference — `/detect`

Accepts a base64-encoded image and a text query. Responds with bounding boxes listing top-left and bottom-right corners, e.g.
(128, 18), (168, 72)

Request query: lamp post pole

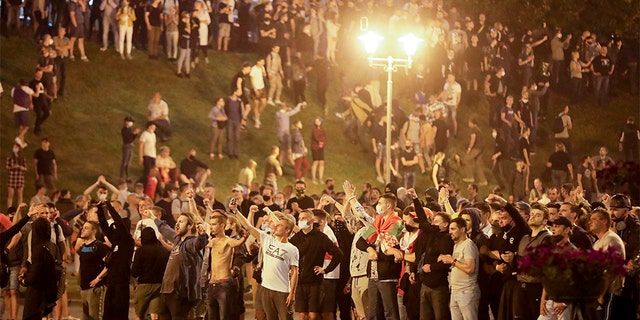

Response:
(385, 56), (393, 185)
(360, 32), (421, 184)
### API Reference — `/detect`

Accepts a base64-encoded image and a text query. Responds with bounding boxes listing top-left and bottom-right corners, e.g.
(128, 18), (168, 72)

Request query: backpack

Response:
(552, 115), (565, 134)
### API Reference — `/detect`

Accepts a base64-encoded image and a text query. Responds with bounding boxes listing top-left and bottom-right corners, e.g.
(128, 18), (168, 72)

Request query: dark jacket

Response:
(411, 198), (454, 288)
(290, 227), (343, 284)
(97, 201), (135, 285)
(131, 228), (169, 284)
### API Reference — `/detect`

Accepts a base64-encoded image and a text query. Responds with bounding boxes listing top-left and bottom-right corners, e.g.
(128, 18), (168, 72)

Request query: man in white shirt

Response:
(589, 208), (626, 319)
(139, 122), (157, 176)
(147, 92), (172, 141)
(439, 217), (480, 320)
(250, 58), (267, 128)
(230, 199), (299, 320)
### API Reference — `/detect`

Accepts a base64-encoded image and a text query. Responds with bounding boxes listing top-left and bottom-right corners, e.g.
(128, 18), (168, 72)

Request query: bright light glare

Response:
(399, 34), (423, 56)
(359, 31), (384, 55)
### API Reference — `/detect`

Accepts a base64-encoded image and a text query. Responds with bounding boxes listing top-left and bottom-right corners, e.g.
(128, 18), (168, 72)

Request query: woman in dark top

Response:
(23, 217), (59, 320)
(546, 142), (573, 188)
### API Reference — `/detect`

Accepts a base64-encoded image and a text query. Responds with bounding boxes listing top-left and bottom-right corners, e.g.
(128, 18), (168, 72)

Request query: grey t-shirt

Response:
(449, 238), (478, 292)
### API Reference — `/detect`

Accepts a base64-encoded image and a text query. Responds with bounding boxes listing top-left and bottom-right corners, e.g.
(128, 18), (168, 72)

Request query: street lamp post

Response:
(359, 32), (422, 184)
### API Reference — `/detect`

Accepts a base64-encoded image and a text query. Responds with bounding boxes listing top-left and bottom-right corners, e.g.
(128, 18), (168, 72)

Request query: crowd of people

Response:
(0, 177), (640, 320)
(3, 0), (640, 319)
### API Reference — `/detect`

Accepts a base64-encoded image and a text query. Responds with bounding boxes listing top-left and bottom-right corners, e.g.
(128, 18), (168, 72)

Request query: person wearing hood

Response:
(486, 194), (531, 320)
(289, 209), (343, 320)
(132, 227), (170, 320)
(97, 200), (135, 319)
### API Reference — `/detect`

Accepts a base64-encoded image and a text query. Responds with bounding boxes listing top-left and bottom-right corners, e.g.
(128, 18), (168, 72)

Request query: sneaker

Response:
(478, 181), (489, 186)
(462, 178), (475, 183)
(121, 54), (125, 60)
(335, 112), (345, 120)
(210, 153), (215, 160)
(69, 56), (75, 61)
(376, 175), (385, 184)
(127, 55), (133, 60)
(100, 47), (107, 51)
(267, 99), (275, 106)
(205, 57), (210, 64)
(80, 56), (89, 62)
(275, 99), (283, 105)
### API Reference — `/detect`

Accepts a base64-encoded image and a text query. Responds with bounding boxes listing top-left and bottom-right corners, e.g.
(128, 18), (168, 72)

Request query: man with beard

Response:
(160, 201), (208, 319)
(511, 203), (552, 320)
(487, 194), (530, 320)
(75, 221), (110, 320)
(96, 200), (135, 320)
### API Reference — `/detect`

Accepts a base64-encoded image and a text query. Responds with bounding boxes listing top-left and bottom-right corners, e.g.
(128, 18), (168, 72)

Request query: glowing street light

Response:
(360, 32), (423, 184)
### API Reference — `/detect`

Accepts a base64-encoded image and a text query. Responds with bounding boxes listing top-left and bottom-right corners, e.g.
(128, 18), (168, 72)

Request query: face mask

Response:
(263, 195), (271, 202)
(405, 224), (417, 233)
(376, 204), (386, 214)
(170, 193), (178, 200)
(97, 193), (108, 201)
(224, 229), (233, 236)
(298, 220), (309, 229)
(12, 147), (20, 153)
(328, 185), (334, 191)
(260, 223), (271, 232)
(296, 189), (305, 197)
(312, 222), (320, 229)
(275, 200), (284, 206)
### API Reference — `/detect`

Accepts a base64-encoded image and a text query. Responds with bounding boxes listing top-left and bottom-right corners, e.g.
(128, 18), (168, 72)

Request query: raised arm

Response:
(227, 198), (261, 240)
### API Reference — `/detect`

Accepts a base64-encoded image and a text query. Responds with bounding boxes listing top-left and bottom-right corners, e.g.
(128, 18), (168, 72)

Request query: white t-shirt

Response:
(260, 230), (299, 293)
(443, 81), (461, 107)
(148, 99), (170, 121)
(139, 130), (157, 158)
(449, 238), (478, 292)
(322, 225), (340, 279)
(250, 65), (266, 90)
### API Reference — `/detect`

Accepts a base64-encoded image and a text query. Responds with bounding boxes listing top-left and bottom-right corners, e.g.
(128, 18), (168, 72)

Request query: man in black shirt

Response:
(120, 116), (140, 180)
(75, 221), (110, 320)
(409, 194), (454, 320)
(179, 149), (211, 193)
(289, 209), (343, 320)
(285, 180), (314, 219)
(591, 46), (615, 106)
(33, 138), (57, 192)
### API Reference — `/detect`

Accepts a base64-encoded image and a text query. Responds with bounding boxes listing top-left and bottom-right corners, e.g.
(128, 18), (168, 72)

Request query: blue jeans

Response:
(227, 121), (241, 157)
(367, 280), (399, 320)
(207, 282), (232, 320)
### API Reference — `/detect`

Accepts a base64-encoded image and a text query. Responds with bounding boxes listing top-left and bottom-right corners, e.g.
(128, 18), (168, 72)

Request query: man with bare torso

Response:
(201, 214), (247, 319)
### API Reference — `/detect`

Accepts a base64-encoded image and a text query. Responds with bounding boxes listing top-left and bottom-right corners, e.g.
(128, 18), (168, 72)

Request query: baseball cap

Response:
(549, 216), (572, 228)
(232, 185), (244, 192)
(124, 116), (135, 122)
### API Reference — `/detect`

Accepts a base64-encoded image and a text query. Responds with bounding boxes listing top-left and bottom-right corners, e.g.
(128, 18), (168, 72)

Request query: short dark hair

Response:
(146, 121), (156, 128)
(434, 212), (451, 224)
(311, 209), (328, 221)
(380, 193), (397, 208)
(451, 217), (467, 231)
(242, 62), (251, 69)
(531, 203), (550, 220)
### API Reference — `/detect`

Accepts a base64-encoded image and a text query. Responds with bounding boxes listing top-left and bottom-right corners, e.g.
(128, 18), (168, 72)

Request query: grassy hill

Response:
(1, 36), (638, 208)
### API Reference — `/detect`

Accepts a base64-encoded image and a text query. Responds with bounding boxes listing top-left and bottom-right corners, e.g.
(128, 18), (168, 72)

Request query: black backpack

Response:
(553, 115), (565, 134)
